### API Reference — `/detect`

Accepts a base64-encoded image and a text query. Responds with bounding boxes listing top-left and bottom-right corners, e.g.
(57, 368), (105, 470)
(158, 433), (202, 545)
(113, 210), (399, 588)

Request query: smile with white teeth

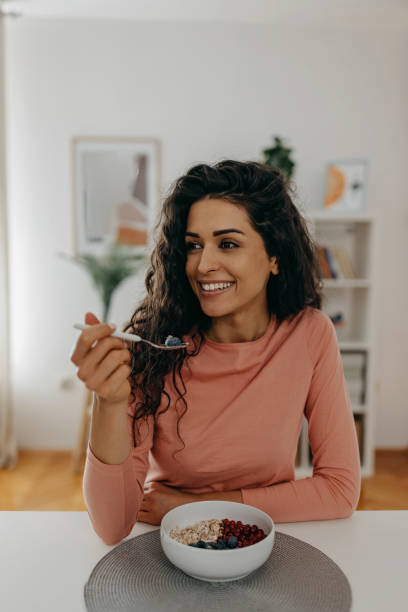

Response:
(199, 281), (235, 293)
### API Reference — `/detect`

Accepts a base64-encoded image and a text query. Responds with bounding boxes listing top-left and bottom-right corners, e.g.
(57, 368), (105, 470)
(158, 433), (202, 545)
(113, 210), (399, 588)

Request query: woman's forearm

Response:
(89, 394), (131, 465)
(195, 490), (243, 503)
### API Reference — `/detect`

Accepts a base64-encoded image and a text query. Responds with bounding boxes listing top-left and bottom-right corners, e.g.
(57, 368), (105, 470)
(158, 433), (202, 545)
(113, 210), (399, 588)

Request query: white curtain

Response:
(0, 19), (17, 469)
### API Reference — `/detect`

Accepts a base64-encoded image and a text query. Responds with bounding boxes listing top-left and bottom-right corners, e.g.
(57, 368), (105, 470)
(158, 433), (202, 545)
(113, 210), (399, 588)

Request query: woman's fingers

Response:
(70, 314), (132, 404)
(85, 311), (100, 325)
(70, 322), (117, 365)
(85, 353), (131, 392)
(78, 336), (129, 376)
(91, 363), (132, 399)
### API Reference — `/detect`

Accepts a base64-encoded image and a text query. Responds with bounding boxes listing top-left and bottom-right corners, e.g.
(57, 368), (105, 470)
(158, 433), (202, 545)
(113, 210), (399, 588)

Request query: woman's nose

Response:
(197, 247), (219, 274)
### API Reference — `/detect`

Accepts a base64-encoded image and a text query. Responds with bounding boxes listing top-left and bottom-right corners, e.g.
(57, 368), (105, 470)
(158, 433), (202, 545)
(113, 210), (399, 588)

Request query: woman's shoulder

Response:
(284, 306), (331, 334)
(302, 306), (333, 329)
(302, 306), (338, 361)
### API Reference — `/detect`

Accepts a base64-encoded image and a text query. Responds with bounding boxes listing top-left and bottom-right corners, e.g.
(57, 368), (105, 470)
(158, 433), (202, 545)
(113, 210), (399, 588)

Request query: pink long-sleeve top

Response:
(83, 306), (361, 545)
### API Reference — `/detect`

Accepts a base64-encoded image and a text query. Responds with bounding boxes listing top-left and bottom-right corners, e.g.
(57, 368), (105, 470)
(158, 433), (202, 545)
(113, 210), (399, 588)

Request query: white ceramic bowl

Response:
(160, 500), (275, 582)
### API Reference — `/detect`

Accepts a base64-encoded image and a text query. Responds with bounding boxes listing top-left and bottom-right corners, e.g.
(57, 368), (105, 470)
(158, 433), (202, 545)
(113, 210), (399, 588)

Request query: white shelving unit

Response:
(295, 212), (377, 479)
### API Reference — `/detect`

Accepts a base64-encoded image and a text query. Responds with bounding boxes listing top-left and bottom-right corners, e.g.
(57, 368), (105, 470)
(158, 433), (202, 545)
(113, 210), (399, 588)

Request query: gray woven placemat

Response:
(84, 529), (352, 612)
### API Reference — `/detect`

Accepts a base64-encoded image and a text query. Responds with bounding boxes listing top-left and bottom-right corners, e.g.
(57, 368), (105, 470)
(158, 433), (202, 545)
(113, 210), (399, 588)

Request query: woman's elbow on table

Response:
(317, 496), (358, 522)
(315, 471), (361, 520)
(101, 533), (127, 546)
(339, 504), (357, 520)
(336, 485), (360, 519)
(89, 518), (134, 546)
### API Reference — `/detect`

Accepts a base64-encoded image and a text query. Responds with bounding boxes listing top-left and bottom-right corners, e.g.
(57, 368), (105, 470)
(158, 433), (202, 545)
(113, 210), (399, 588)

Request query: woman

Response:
(71, 160), (361, 546)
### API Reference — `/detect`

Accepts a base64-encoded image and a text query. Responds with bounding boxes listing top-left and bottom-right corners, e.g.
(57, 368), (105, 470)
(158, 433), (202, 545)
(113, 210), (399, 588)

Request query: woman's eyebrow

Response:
(185, 229), (246, 238)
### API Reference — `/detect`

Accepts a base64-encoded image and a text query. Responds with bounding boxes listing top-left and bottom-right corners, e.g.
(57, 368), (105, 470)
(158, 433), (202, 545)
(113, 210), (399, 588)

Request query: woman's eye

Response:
(220, 240), (238, 249)
(185, 242), (199, 251)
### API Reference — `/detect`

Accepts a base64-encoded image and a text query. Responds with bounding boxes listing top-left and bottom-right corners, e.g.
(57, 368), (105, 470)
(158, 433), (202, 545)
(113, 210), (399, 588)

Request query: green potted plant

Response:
(58, 243), (148, 322)
(262, 135), (296, 179)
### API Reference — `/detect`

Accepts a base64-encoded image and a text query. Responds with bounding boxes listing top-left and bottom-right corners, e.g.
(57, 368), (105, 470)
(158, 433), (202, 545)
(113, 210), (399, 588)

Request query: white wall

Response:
(5, 18), (408, 449)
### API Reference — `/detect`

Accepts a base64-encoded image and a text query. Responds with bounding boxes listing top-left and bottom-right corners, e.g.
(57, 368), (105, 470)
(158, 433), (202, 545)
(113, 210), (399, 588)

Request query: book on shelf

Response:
(317, 245), (332, 278)
(316, 244), (356, 279)
(334, 246), (356, 278)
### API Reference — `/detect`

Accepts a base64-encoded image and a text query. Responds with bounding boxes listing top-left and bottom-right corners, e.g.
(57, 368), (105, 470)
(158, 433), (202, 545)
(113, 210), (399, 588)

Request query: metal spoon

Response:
(73, 323), (188, 350)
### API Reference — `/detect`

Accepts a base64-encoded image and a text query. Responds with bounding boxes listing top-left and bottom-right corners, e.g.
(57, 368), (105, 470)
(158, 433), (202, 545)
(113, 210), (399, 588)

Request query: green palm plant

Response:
(58, 243), (149, 322)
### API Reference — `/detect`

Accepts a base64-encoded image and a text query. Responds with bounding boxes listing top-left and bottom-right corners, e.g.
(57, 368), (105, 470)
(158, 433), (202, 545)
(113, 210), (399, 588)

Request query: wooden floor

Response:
(0, 449), (407, 511)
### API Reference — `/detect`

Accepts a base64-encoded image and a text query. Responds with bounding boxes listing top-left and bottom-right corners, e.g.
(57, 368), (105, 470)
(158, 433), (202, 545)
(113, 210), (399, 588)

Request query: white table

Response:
(0, 511), (407, 611)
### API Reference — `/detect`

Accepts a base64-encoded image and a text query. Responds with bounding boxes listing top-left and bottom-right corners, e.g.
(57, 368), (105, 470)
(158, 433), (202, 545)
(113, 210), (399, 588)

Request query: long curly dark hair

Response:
(123, 159), (323, 455)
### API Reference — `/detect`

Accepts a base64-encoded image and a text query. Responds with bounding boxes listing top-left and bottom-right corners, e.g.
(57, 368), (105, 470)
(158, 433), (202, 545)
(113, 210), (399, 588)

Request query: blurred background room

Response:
(0, 0), (407, 510)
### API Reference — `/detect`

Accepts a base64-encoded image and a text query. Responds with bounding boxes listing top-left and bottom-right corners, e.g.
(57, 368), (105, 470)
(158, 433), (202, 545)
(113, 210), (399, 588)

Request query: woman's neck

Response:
(205, 310), (271, 344)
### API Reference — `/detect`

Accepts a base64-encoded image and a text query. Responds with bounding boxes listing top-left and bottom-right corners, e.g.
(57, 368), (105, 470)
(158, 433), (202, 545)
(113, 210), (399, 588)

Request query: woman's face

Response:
(184, 198), (278, 320)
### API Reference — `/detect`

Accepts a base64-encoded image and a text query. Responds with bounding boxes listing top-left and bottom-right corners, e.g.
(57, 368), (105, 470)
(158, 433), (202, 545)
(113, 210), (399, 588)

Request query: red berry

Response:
(217, 518), (268, 547)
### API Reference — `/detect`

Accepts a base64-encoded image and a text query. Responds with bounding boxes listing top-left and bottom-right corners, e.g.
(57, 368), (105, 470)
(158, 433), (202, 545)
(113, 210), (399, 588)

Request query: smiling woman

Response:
(120, 159), (323, 451)
(81, 160), (361, 545)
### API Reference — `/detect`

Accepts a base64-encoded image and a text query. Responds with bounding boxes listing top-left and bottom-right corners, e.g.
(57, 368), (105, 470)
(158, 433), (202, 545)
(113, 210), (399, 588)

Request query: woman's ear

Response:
(270, 256), (279, 276)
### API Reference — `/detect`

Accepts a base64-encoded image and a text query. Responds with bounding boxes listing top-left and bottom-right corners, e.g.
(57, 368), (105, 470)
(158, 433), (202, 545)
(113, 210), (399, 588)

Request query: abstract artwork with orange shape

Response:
(324, 166), (346, 207)
(322, 160), (368, 213)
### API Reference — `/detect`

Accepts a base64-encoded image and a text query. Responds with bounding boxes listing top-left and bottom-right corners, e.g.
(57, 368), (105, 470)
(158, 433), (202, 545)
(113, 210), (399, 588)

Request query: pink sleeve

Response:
(83, 409), (154, 545)
(241, 312), (361, 522)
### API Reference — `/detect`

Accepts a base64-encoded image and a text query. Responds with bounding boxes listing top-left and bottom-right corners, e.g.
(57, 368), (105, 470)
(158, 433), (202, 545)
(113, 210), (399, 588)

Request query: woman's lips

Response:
(198, 282), (235, 297)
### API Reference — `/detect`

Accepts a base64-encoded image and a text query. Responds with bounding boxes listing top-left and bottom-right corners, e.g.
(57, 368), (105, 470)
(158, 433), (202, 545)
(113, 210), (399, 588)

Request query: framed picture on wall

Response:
(323, 159), (369, 213)
(72, 137), (161, 256)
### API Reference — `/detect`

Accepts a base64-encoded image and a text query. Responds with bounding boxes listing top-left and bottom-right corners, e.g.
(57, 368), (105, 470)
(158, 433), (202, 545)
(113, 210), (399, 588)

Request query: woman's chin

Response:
(200, 304), (232, 318)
